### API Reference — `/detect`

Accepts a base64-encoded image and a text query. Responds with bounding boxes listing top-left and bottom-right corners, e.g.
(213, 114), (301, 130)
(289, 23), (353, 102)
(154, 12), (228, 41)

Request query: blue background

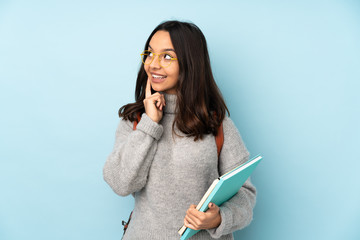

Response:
(0, 1), (359, 239)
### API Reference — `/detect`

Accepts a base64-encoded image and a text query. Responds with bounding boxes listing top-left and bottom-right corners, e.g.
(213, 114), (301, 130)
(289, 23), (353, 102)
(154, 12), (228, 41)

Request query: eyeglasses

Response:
(140, 50), (178, 68)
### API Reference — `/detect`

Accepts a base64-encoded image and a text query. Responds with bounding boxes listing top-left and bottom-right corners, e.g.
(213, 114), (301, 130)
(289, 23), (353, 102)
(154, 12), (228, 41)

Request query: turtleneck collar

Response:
(162, 92), (177, 114)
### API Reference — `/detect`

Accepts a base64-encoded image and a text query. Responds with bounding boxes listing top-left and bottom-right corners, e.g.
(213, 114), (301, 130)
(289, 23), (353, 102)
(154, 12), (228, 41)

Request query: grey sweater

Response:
(103, 93), (256, 240)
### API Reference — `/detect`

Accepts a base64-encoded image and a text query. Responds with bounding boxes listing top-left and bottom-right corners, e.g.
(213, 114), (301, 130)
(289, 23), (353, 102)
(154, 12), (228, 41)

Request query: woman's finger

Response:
(156, 100), (161, 108)
(145, 78), (152, 98)
(144, 90), (166, 114)
(184, 215), (198, 230)
(187, 206), (203, 220)
(161, 94), (166, 106)
(150, 94), (165, 107)
(184, 217), (193, 229)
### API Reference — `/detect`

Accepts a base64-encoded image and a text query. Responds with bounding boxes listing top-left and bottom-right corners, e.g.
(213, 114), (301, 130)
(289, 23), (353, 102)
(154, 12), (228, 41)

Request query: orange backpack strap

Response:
(215, 122), (224, 158)
(133, 112), (142, 130)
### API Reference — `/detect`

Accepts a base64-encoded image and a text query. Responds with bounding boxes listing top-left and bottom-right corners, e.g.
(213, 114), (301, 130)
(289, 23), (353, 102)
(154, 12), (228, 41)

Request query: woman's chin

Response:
(150, 82), (176, 94)
(151, 85), (165, 92)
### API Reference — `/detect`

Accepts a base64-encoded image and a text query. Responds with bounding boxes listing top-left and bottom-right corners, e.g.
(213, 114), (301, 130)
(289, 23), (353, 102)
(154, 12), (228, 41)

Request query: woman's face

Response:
(144, 30), (179, 94)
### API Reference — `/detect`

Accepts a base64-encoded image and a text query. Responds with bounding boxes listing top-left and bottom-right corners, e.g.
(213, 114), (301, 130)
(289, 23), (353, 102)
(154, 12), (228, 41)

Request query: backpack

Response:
(121, 112), (224, 238)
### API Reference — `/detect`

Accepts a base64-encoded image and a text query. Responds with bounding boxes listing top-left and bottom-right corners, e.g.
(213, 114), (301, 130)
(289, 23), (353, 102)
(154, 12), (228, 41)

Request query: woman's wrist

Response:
(136, 113), (163, 140)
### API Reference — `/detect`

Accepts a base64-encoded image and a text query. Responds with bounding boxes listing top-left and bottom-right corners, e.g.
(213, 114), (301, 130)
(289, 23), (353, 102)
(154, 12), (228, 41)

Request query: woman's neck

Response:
(162, 92), (177, 114)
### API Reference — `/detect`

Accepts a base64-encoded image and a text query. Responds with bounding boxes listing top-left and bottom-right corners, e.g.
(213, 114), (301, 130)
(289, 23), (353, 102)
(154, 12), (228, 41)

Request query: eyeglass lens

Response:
(141, 51), (172, 68)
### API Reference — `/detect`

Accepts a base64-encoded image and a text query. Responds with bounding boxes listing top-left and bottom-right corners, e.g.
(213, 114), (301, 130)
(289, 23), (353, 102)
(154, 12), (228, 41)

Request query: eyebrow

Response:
(148, 45), (175, 52)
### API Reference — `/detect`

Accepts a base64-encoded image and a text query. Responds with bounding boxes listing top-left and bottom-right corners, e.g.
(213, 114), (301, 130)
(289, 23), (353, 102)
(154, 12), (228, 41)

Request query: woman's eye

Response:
(164, 54), (172, 60)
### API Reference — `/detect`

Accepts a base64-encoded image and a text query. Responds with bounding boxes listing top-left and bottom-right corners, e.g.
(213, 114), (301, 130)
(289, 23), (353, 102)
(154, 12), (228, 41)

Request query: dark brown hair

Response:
(119, 20), (229, 140)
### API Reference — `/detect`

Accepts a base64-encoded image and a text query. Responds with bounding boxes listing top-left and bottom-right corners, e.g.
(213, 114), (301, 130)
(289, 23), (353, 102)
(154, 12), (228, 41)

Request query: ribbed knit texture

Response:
(103, 93), (257, 240)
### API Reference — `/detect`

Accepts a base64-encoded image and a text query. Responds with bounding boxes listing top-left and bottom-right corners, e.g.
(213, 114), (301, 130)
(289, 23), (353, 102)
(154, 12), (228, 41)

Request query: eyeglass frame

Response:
(140, 50), (178, 68)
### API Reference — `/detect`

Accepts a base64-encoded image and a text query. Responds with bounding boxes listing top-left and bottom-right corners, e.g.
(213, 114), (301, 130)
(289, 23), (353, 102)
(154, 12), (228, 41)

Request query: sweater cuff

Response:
(205, 205), (232, 239)
(136, 113), (163, 140)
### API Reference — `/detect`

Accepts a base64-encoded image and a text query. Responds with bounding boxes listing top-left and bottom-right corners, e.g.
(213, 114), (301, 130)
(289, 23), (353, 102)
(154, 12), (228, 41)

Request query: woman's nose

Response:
(149, 55), (161, 69)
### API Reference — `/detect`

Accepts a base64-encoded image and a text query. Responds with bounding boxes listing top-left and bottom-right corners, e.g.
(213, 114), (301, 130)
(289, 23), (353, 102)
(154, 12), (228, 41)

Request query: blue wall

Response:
(0, 1), (359, 239)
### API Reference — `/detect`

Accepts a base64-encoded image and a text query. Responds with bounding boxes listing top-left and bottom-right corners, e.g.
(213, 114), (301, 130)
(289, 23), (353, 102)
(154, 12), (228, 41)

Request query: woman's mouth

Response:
(151, 74), (167, 83)
(152, 74), (167, 79)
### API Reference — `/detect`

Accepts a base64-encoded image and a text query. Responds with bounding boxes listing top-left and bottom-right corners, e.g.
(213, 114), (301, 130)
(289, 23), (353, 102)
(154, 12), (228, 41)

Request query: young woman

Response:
(103, 20), (256, 240)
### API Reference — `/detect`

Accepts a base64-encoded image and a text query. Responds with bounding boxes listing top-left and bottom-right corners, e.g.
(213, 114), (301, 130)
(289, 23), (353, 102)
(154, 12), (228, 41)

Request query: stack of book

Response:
(178, 155), (263, 240)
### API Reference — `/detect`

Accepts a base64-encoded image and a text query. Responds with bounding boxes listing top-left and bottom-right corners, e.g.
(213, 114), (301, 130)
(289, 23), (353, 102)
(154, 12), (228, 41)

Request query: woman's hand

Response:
(183, 203), (222, 230)
(143, 78), (166, 123)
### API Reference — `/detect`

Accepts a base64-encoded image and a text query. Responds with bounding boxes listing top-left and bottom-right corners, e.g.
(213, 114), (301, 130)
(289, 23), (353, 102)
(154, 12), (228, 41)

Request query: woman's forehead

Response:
(148, 45), (175, 53)
(148, 31), (175, 52)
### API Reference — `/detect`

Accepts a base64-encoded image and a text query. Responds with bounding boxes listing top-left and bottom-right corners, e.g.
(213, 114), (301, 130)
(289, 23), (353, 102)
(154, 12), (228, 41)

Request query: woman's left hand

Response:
(183, 203), (222, 230)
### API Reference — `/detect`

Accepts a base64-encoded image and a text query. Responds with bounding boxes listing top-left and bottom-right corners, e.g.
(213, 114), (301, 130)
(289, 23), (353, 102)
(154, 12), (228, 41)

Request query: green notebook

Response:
(178, 155), (263, 240)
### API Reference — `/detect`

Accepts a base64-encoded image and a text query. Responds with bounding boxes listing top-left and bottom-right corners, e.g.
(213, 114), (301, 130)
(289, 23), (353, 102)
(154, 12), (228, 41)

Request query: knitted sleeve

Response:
(103, 113), (163, 196)
(205, 116), (257, 238)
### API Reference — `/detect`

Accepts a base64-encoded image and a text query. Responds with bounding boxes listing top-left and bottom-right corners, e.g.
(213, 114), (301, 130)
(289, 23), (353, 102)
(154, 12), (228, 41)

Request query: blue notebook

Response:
(178, 155), (263, 240)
